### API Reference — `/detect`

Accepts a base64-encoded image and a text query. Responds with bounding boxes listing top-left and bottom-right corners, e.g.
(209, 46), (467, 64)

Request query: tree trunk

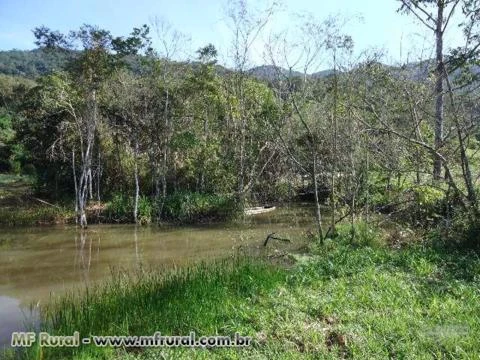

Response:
(133, 139), (140, 224)
(162, 151), (167, 200)
(77, 88), (98, 229)
(72, 150), (79, 225)
(330, 51), (338, 236)
(158, 82), (170, 221)
(237, 117), (246, 207)
(96, 150), (101, 203)
(313, 153), (324, 244)
(363, 131), (370, 222)
(88, 169), (93, 200)
(433, 2), (445, 180)
(200, 108), (209, 192)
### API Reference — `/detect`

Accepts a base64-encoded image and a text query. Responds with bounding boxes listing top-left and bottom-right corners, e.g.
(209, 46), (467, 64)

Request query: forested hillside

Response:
(2, 1), (480, 359)
(0, 49), (73, 78)
(0, 0), (478, 246)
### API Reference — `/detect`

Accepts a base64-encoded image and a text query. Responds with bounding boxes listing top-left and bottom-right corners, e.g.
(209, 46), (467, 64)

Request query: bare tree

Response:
(398, 0), (461, 180)
(150, 18), (190, 219)
(225, 0), (279, 207)
(265, 15), (353, 242)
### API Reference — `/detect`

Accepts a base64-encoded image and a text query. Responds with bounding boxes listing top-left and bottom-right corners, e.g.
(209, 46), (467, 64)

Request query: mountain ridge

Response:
(0, 49), (478, 83)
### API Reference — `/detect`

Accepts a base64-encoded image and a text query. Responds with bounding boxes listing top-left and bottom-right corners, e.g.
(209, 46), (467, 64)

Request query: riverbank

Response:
(0, 174), (72, 226)
(6, 225), (480, 359)
(0, 174), (244, 226)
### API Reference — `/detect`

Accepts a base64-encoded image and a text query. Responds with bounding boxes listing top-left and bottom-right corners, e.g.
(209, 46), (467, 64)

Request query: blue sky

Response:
(0, 0), (465, 69)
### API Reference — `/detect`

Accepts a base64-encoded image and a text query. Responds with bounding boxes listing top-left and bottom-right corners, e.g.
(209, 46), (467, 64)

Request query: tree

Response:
(103, 70), (146, 223)
(186, 44), (222, 193)
(265, 15), (353, 242)
(32, 24), (150, 227)
(398, 0), (480, 220)
(148, 18), (190, 219)
(225, 0), (279, 208)
(398, 0), (461, 180)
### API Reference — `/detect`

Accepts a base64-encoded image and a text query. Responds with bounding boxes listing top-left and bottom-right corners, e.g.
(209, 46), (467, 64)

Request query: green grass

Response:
(0, 173), (74, 226)
(0, 174), (34, 200)
(0, 173), (33, 184)
(0, 206), (73, 226)
(6, 233), (480, 359)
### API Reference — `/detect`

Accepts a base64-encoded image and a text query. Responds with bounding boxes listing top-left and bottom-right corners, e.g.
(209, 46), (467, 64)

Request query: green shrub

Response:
(437, 209), (480, 250)
(161, 191), (238, 223)
(402, 185), (445, 226)
(137, 195), (152, 224)
(22, 163), (36, 176)
(106, 192), (237, 224)
(413, 184), (444, 207)
(106, 193), (133, 222)
(273, 181), (293, 202)
(368, 179), (446, 227)
(0, 206), (72, 226)
(334, 221), (382, 247)
(106, 194), (154, 224)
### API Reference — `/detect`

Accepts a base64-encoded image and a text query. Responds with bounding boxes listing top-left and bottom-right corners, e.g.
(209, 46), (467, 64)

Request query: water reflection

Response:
(0, 296), (38, 348)
(0, 205), (315, 348)
(71, 227), (148, 285)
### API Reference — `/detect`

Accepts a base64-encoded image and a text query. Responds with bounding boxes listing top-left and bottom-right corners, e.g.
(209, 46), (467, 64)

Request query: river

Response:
(0, 204), (316, 348)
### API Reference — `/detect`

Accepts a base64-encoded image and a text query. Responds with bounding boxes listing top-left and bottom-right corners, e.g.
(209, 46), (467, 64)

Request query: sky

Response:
(0, 0), (466, 70)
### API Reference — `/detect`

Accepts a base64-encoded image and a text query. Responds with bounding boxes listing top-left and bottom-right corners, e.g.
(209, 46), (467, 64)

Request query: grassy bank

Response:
(0, 174), (73, 226)
(0, 174), (239, 226)
(106, 191), (239, 224)
(0, 206), (73, 226)
(7, 228), (480, 359)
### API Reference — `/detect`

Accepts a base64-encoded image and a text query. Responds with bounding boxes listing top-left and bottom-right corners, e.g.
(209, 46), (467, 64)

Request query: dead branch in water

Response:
(263, 232), (291, 247)
(31, 197), (60, 209)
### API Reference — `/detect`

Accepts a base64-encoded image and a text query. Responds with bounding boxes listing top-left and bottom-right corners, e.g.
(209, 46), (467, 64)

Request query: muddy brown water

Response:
(0, 205), (316, 348)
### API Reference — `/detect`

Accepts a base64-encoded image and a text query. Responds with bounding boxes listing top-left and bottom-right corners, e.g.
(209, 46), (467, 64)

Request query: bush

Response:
(106, 193), (133, 222)
(22, 163), (36, 176)
(436, 209), (480, 250)
(368, 179), (446, 228)
(106, 194), (154, 224)
(404, 185), (445, 226)
(331, 221), (382, 248)
(105, 192), (238, 224)
(161, 191), (238, 223)
(137, 195), (152, 225)
(0, 206), (72, 226)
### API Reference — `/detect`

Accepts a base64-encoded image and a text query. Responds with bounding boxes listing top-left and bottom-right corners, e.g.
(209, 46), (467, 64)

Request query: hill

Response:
(0, 49), (74, 78)
(0, 49), (478, 84)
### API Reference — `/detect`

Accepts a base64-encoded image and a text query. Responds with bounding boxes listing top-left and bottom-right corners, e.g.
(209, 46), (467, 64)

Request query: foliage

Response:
(106, 193), (133, 222)
(333, 220), (382, 248)
(137, 195), (153, 224)
(161, 191), (238, 223)
(0, 206), (72, 226)
(1, 4), (479, 237)
(430, 208), (480, 251)
(0, 49), (73, 78)
(366, 170), (446, 228)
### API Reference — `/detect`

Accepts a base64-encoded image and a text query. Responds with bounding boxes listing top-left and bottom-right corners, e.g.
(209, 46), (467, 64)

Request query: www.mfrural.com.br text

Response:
(11, 332), (252, 348)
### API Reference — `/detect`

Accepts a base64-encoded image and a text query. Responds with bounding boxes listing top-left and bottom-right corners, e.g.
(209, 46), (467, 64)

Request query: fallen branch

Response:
(263, 232), (291, 247)
(324, 208), (354, 239)
(31, 197), (60, 209)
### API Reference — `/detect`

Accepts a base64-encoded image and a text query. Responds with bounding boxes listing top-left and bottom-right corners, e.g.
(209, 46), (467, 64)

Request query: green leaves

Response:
(171, 131), (199, 151)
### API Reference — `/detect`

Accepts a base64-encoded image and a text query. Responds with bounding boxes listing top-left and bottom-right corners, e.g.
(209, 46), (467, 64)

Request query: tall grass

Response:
(0, 206), (73, 226)
(13, 259), (285, 359)
(162, 192), (238, 223)
(105, 192), (237, 224)
(6, 232), (480, 359)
